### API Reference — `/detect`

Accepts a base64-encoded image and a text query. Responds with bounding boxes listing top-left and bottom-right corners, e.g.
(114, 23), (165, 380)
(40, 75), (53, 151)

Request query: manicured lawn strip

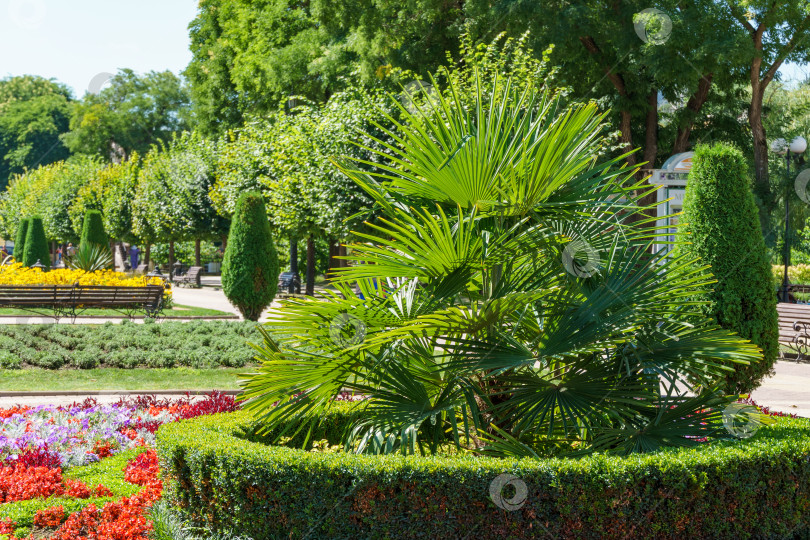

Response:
(0, 304), (234, 318)
(0, 367), (247, 391)
(0, 448), (147, 537)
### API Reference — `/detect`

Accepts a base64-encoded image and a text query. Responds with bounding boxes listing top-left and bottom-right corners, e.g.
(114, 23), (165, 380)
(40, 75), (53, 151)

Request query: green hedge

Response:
(0, 320), (261, 370)
(22, 216), (49, 269)
(157, 407), (810, 539)
(673, 143), (778, 394)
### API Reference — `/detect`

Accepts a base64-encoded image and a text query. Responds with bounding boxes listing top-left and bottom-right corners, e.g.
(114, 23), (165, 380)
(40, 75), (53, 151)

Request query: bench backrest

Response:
(0, 284), (164, 309)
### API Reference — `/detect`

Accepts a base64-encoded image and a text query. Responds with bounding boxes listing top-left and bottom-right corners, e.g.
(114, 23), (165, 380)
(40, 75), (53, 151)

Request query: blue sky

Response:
(1, 0), (198, 98)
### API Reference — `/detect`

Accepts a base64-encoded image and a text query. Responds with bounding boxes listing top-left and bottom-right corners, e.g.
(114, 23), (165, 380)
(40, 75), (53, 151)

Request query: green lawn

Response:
(0, 367), (250, 391)
(0, 303), (235, 318)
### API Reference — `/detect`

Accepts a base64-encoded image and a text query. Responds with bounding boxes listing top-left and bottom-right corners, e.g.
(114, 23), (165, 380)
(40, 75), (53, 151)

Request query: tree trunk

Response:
(289, 238), (299, 294)
(51, 241), (56, 266)
(168, 241), (175, 275)
(338, 243), (348, 268)
(144, 244), (151, 267)
(306, 235), (316, 296)
(619, 109), (638, 168)
(194, 238), (201, 266)
(750, 84), (771, 215)
(327, 238), (338, 280)
(673, 74), (713, 153)
(638, 90), (660, 214)
(221, 235), (228, 252)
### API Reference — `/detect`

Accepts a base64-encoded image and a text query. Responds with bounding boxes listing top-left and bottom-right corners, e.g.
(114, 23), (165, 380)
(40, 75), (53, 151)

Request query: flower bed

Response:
(0, 263), (167, 290)
(157, 405), (810, 540)
(0, 392), (237, 539)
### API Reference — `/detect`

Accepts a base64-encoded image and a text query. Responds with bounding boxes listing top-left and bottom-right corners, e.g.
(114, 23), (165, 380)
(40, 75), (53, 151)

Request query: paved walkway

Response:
(750, 361), (810, 416)
(2, 361), (810, 414)
(0, 391), (236, 408)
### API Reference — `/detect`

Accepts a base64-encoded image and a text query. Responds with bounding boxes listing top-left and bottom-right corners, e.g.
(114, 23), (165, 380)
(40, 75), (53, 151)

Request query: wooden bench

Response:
(172, 266), (202, 287)
(0, 284), (165, 321)
(777, 302), (810, 360)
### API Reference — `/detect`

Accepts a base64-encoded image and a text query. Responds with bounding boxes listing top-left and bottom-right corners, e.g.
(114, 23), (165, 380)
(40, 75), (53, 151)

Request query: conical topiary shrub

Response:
(13, 218), (29, 263)
(673, 143), (779, 393)
(222, 192), (279, 321)
(22, 216), (50, 270)
(80, 210), (108, 249)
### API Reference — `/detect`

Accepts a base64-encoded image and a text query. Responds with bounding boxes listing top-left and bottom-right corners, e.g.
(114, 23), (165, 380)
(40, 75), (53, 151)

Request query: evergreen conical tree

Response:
(22, 217), (50, 270)
(673, 143), (779, 393)
(80, 210), (108, 249)
(222, 192), (279, 321)
(13, 218), (29, 263)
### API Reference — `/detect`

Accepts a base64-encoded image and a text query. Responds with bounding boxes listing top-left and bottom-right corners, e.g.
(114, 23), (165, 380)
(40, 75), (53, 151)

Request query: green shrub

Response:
(0, 322), (261, 369)
(72, 348), (101, 369)
(80, 209), (108, 249)
(32, 349), (65, 369)
(12, 218), (29, 262)
(221, 192), (279, 321)
(157, 410), (810, 540)
(22, 216), (49, 269)
(673, 143), (779, 393)
(0, 351), (20, 369)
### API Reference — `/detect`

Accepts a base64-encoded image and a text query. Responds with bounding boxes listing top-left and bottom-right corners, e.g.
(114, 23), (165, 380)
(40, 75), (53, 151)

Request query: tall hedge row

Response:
(673, 143), (779, 393)
(13, 218), (29, 262)
(22, 216), (50, 269)
(221, 192), (279, 321)
(157, 410), (810, 539)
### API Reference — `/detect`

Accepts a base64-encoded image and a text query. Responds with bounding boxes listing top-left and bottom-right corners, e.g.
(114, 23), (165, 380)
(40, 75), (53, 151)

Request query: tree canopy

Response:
(62, 69), (192, 161)
(0, 75), (72, 191)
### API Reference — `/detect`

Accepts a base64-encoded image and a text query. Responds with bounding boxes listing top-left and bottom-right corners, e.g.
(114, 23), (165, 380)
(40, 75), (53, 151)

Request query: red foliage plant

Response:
(3, 445), (61, 469)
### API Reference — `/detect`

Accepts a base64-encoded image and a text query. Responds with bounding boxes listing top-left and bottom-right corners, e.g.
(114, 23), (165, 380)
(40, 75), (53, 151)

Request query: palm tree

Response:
(240, 74), (762, 457)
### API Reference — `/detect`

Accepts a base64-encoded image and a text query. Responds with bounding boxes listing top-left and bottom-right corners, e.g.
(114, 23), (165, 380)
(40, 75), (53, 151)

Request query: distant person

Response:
(66, 242), (76, 257)
(56, 246), (63, 264)
(130, 245), (140, 269)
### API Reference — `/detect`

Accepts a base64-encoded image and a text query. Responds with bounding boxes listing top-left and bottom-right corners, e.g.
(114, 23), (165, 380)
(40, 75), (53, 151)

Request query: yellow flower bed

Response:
(0, 263), (171, 294)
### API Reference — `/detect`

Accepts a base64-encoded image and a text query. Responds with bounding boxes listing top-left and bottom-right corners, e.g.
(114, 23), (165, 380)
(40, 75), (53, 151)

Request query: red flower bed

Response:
(0, 465), (64, 502)
(0, 392), (238, 540)
(1, 451), (162, 540)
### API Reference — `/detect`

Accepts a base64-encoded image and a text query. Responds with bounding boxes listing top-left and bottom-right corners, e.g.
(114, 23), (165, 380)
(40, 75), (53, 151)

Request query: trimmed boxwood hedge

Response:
(156, 406), (810, 539)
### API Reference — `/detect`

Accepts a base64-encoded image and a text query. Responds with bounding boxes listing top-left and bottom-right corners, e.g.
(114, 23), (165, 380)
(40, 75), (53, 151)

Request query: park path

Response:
(2, 361), (810, 416)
